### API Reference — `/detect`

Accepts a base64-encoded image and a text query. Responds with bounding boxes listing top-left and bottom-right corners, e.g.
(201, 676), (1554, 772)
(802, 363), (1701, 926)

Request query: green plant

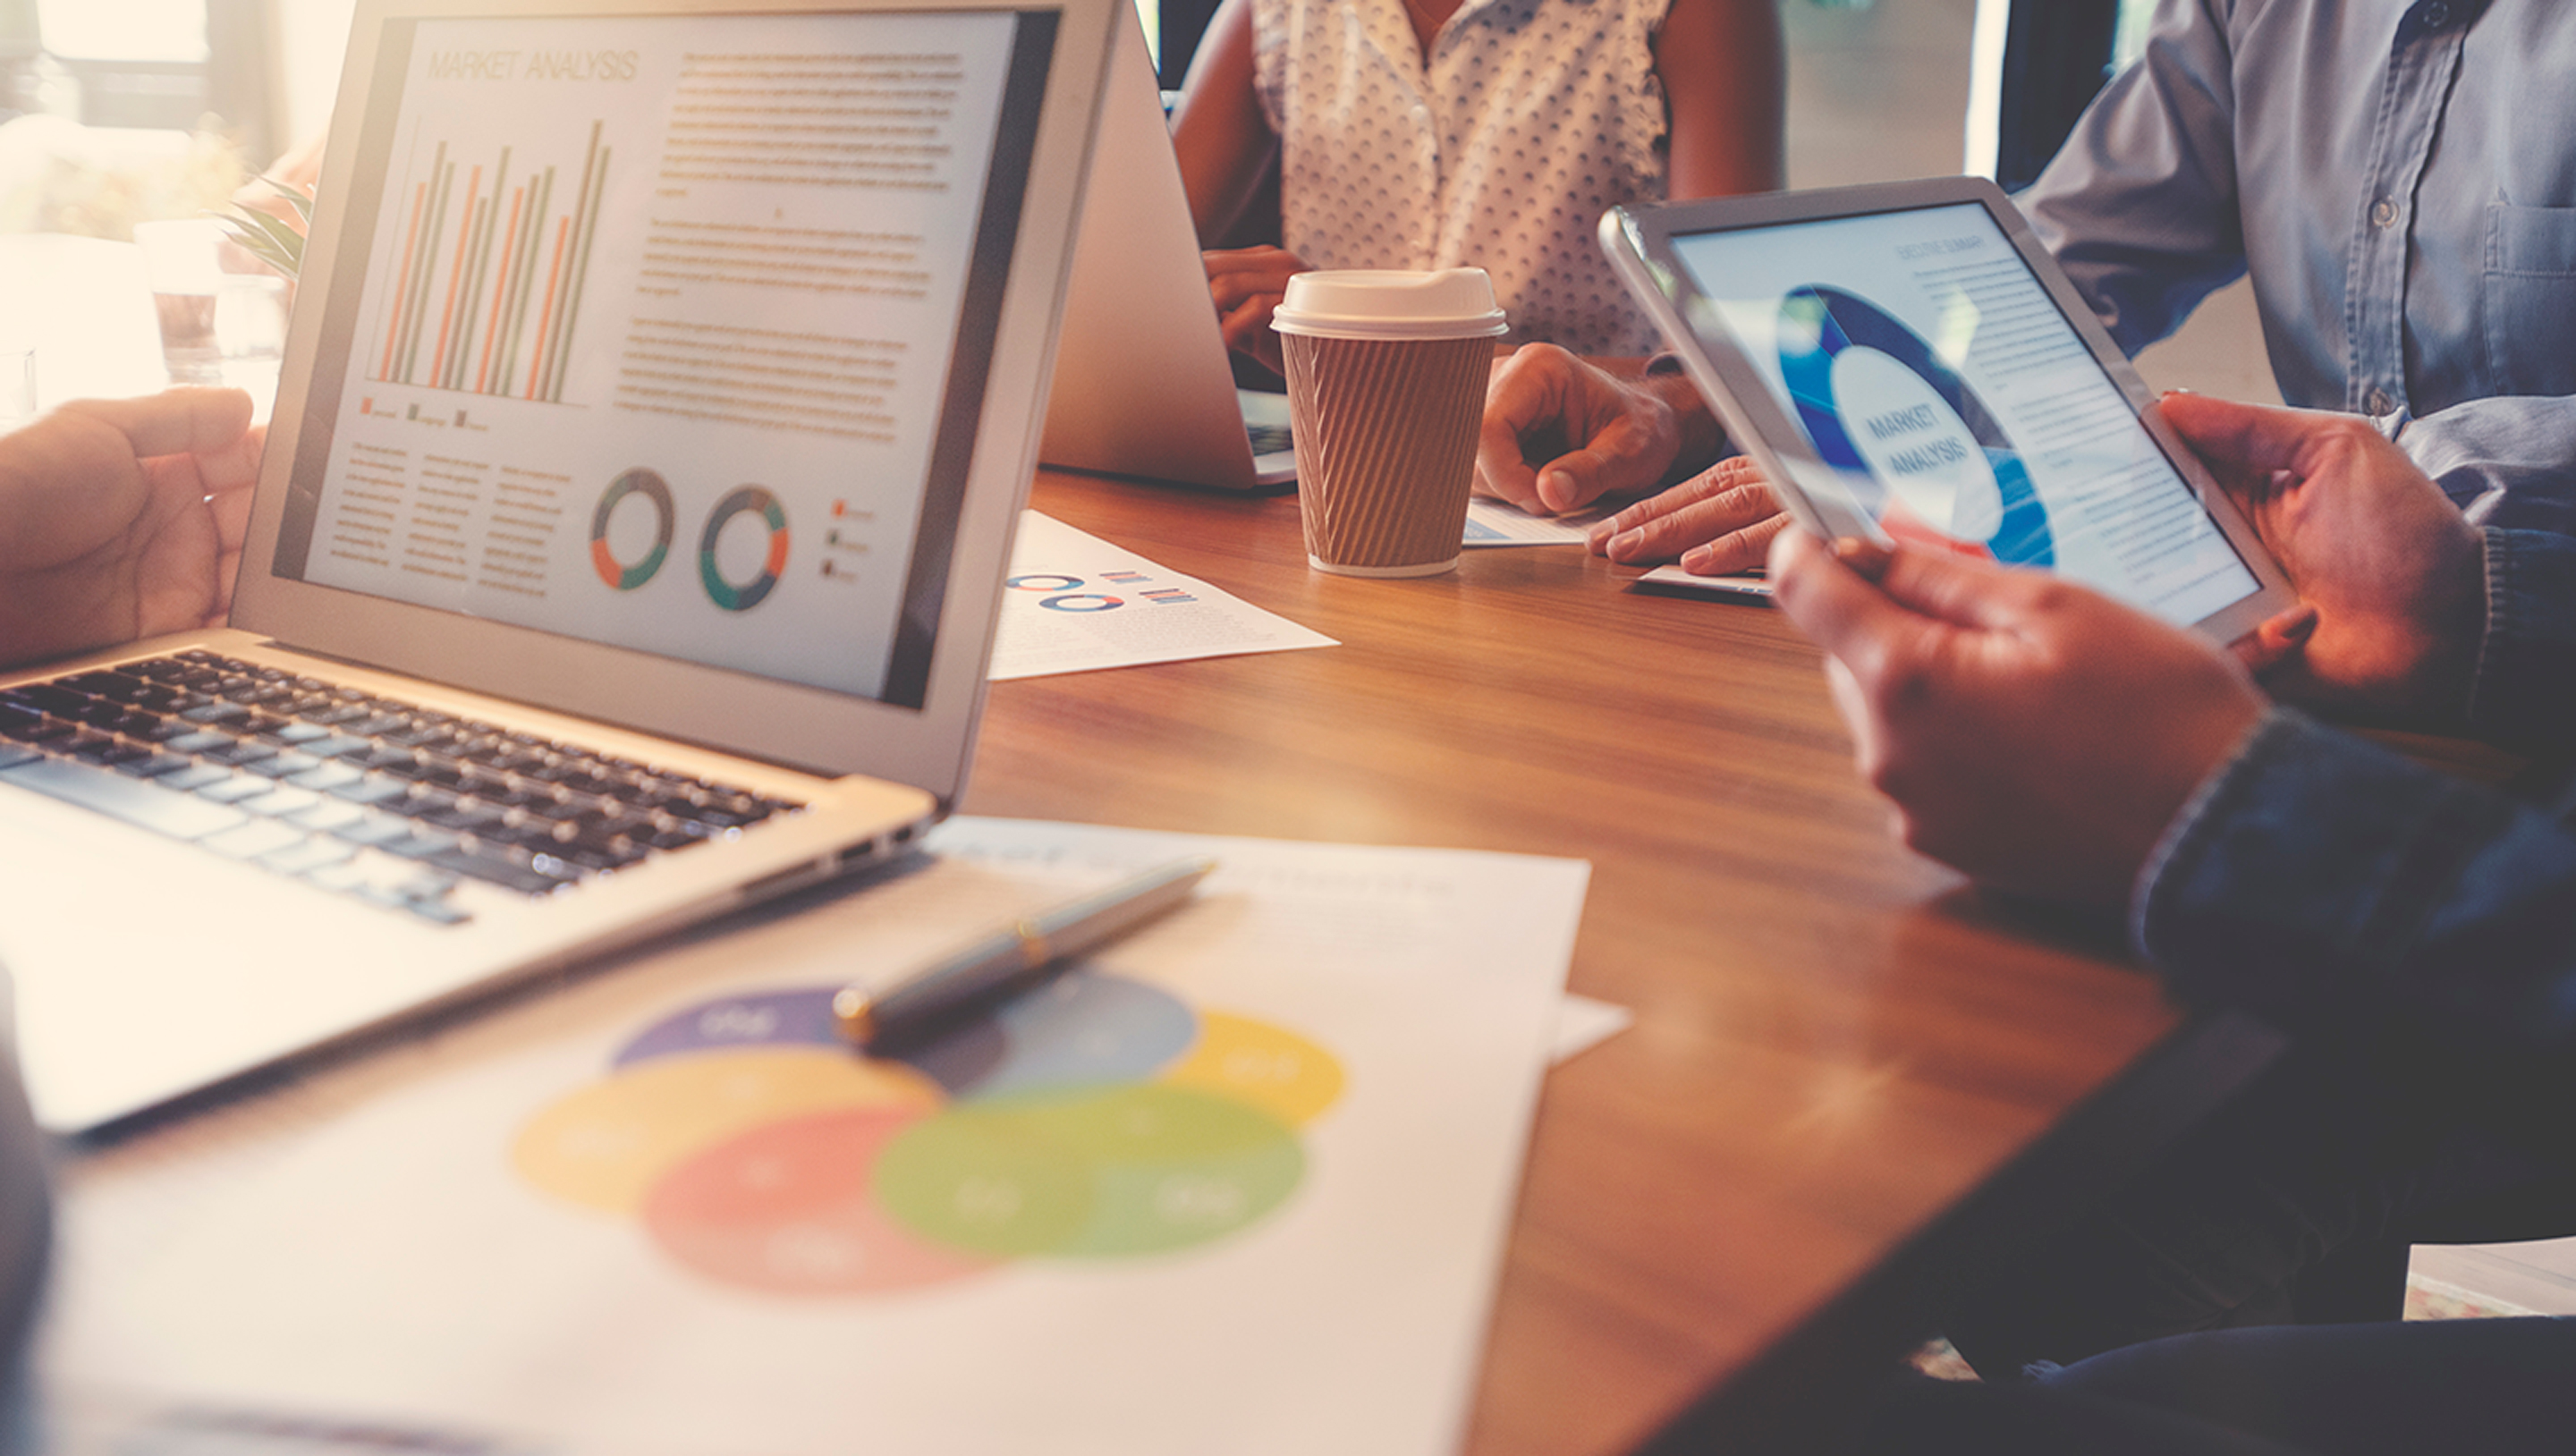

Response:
(210, 178), (312, 280)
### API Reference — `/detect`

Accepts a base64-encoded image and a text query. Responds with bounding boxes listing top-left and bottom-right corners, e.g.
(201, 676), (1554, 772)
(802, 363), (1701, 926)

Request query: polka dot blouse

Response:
(1252, 0), (1677, 356)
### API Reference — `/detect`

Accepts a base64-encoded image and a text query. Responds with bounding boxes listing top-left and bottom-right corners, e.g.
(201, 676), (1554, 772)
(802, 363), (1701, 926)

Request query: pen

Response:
(833, 855), (1218, 1049)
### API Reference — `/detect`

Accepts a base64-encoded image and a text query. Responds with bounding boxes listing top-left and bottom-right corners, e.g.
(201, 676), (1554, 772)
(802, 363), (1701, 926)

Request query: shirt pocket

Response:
(2484, 204), (2576, 398)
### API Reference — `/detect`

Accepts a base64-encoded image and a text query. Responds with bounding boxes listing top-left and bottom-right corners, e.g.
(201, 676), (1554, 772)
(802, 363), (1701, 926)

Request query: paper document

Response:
(1634, 564), (1774, 601)
(1549, 995), (1632, 1062)
(1462, 495), (1617, 546)
(47, 818), (1588, 1456)
(990, 512), (1335, 679)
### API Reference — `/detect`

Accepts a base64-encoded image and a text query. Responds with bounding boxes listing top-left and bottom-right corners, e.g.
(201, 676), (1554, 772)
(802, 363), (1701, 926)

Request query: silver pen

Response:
(833, 856), (1218, 1048)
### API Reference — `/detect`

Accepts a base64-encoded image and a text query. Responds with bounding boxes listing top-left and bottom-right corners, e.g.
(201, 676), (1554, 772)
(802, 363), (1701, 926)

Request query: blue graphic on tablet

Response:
(1775, 286), (2053, 566)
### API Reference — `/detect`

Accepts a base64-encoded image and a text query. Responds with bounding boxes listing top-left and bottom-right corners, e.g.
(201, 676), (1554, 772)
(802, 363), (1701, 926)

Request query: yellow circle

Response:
(513, 1048), (941, 1213)
(1158, 1012), (1345, 1126)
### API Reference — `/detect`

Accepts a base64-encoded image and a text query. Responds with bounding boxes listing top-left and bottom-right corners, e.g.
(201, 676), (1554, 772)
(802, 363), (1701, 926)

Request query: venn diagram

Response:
(513, 972), (1343, 1295)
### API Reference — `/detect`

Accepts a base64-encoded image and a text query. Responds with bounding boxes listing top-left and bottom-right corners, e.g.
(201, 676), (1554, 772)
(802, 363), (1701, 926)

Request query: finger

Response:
(1219, 295), (1282, 357)
(200, 422), (267, 502)
(1202, 244), (1301, 272)
(1676, 510), (1792, 575)
(58, 387), (253, 461)
(2232, 602), (2318, 676)
(210, 457), (258, 554)
(1535, 416), (1673, 513)
(1208, 267), (1295, 313)
(1593, 478), (1772, 563)
(1769, 528), (1938, 673)
(1587, 456), (1759, 549)
(1867, 541), (2061, 633)
(1475, 358), (1563, 511)
(2155, 393), (2362, 482)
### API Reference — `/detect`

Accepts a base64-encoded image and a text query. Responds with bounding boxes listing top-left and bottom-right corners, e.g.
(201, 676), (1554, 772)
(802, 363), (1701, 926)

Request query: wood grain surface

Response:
(967, 474), (2188, 1454)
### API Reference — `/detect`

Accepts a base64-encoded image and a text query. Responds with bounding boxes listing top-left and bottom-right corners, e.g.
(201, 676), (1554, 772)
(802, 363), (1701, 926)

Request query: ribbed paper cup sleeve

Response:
(1283, 332), (1492, 575)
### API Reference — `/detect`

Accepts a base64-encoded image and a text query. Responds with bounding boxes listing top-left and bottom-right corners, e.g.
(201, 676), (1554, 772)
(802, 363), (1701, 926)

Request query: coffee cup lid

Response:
(1271, 268), (1510, 340)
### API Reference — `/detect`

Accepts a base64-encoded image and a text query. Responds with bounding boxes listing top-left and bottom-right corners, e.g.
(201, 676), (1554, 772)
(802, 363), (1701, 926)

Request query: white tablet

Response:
(1600, 177), (2295, 643)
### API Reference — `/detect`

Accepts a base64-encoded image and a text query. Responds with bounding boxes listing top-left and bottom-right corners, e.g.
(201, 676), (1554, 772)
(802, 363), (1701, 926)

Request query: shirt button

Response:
(2368, 388), (2397, 415)
(2423, 1), (2451, 26)
(2371, 198), (2399, 228)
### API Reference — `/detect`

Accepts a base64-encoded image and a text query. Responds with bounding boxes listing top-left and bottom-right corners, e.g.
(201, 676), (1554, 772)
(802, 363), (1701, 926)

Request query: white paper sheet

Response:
(1548, 995), (1633, 1064)
(1462, 495), (1616, 546)
(44, 819), (1588, 1456)
(1635, 564), (1775, 601)
(990, 512), (1336, 679)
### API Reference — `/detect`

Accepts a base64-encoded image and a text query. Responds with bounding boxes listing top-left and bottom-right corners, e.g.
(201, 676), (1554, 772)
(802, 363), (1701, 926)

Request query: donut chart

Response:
(699, 485), (791, 612)
(589, 469), (675, 590)
(513, 972), (1344, 1296)
(1010, 573), (1126, 613)
(1775, 285), (2054, 566)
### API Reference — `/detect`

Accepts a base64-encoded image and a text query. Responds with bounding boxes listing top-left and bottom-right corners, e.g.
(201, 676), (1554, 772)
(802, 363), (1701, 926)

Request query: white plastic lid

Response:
(1271, 268), (1510, 340)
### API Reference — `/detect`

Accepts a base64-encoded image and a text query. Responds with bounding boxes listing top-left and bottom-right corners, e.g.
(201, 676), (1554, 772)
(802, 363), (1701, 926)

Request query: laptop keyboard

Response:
(0, 649), (805, 926)
(1246, 420), (1293, 455)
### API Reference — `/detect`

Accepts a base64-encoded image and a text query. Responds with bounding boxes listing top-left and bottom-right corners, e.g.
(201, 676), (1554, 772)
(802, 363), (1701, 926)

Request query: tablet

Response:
(1599, 177), (2295, 642)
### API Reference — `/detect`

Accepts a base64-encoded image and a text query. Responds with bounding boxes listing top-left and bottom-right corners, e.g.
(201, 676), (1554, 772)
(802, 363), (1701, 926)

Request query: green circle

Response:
(874, 1085), (1304, 1258)
(868, 1105), (1093, 1257)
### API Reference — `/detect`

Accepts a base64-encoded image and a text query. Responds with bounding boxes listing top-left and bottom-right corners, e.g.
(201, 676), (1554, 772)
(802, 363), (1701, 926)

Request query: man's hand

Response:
(2157, 394), (2487, 726)
(0, 388), (263, 672)
(1205, 244), (1306, 377)
(1586, 454), (1790, 574)
(1770, 529), (2267, 906)
(1477, 344), (1690, 514)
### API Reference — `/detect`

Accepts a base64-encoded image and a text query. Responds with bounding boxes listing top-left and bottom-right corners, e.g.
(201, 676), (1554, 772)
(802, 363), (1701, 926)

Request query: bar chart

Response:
(369, 121), (612, 404)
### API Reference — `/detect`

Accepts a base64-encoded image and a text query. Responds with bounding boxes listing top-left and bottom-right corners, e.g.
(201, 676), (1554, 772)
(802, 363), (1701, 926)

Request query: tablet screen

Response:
(1665, 202), (2261, 627)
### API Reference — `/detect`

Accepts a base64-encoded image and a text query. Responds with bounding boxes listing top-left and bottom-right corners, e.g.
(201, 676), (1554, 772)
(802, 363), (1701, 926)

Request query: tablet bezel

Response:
(1599, 176), (2296, 645)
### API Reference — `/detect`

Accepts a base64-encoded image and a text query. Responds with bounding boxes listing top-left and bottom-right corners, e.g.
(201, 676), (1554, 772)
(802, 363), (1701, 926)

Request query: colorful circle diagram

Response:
(1007, 573), (1124, 613)
(513, 972), (1343, 1296)
(1775, 285), (2055, 566)
(699, 485), (790, 611)
(589, 469), (675, 590)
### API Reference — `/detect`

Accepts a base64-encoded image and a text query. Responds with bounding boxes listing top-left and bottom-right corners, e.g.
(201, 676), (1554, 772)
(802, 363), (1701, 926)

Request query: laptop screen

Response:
(267, 7), (1056, 710)
(1666, 201), (2262, 629)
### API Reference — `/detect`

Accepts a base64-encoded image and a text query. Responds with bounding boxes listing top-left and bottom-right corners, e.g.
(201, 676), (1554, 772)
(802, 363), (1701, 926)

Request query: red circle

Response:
(642, 1106), (996, 1295)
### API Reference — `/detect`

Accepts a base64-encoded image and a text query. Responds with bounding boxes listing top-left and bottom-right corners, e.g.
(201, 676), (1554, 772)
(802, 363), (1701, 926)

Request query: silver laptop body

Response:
(1039, 11), (1296, 492)
(0, 0), (1124, 1132)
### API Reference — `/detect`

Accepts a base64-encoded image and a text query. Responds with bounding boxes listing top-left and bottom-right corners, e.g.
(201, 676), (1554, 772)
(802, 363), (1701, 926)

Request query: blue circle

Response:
(967, 972), (1199, 1099)
(1009, 574), (1084, 592)
(1039, 594), (1123, 613)
(1776, 286), (2053, 566)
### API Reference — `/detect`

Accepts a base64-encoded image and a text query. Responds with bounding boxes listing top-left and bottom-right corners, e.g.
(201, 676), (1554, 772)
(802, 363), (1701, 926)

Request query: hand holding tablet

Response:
(1598, 177), (2297, 643)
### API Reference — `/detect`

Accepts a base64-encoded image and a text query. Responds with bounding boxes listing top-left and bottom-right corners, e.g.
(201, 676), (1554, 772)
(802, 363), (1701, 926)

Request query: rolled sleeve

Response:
(2135, 711), (2576, 1048)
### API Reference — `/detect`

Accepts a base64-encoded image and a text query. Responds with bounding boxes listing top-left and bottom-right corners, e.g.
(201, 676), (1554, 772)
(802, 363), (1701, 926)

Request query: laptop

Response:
(1038, 8), (1298, 492)
(0, 0), (1124, 1132)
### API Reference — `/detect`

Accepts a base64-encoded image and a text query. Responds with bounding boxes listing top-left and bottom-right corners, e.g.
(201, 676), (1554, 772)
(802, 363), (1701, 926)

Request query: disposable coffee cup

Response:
(1272, 269), (1508, 576)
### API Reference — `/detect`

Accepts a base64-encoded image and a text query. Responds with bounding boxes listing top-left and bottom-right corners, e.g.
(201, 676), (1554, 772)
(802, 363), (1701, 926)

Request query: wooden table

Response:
(964, 474), (2268, 1454)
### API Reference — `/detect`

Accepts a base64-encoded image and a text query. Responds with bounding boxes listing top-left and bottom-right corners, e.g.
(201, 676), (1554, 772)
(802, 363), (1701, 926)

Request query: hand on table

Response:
(1205, 244), (1307, 377)
(2157, 393), (2487, 726)
(1769, 529), (2267, 906)
(1585, 454), (1790, 575)
(0, 388), (264, 672)
(1476, 344), (1689, 515)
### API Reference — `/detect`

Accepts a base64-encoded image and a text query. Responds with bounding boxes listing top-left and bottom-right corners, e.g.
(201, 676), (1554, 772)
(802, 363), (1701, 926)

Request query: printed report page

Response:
(284, 11), (1022, 699)
(1670, 203), (2259, 627)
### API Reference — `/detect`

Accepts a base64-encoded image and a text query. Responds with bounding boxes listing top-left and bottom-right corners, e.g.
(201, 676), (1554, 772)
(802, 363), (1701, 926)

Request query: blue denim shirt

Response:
(2133, 527), (2576, 1046)
(2022, 0), (2576, 535)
